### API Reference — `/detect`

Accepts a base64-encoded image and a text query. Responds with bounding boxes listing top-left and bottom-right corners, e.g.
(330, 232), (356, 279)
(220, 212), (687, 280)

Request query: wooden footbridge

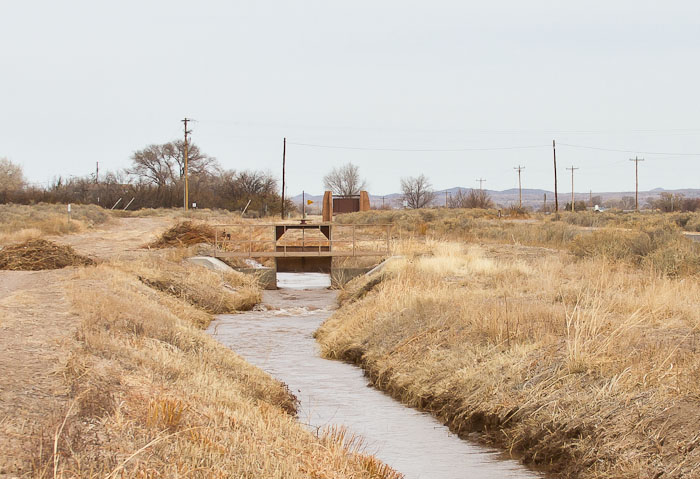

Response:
(214, 222), (392, 273)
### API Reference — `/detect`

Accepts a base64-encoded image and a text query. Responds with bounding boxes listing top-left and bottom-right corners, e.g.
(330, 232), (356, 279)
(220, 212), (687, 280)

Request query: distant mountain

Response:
(291, 188), (700, 210)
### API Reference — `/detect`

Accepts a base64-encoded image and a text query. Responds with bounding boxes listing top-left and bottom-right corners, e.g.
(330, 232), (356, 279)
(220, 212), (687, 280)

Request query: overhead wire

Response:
(283, 140), (700, 158)
(286, 141), (550, 152)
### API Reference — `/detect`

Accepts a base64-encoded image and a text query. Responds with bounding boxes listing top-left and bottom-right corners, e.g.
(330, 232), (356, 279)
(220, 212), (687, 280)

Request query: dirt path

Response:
(50, 216), (172, 260)
(0, 217), (174, 477)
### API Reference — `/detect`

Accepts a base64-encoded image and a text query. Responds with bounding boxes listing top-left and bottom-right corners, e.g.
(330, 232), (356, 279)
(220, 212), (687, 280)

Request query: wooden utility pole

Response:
(629, 156), (645, 211)
(182, 118), (192, 211)
(553, 140), (559, 213)
(476, 178), (486, 190)
(281, 137), (286, 219)
(445, 191), (449, 207)
(95, 162), (99, 184)
(514, 165), (525, 208)
(566, 165), (579, 212)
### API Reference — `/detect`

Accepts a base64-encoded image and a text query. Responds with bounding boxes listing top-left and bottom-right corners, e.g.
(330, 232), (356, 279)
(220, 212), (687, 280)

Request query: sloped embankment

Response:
(17, 255), (401, 478)
(316, 241), (700, 478)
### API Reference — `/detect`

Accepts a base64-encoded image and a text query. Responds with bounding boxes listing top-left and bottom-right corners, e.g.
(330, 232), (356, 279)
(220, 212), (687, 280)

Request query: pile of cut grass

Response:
(148, 221), (216, 248)
(317, 240), (700, 478)
(0, 239), (94, 270)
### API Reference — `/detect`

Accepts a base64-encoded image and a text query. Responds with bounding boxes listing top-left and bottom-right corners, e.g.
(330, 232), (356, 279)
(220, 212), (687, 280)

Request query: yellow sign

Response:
(307, 200), (314, 205)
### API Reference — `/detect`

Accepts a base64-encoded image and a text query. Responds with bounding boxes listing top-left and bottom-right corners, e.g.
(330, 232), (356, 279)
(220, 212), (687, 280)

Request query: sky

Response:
(2, 0), (699, 197)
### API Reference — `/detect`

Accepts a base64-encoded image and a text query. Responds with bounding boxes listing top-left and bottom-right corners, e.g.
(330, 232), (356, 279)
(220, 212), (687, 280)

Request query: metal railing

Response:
(213, 223), (392, 258)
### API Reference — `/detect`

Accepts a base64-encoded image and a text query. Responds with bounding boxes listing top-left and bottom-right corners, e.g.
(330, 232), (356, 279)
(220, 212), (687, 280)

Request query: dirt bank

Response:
(316, 240), (700, 478)
(1, 214), (396, 478)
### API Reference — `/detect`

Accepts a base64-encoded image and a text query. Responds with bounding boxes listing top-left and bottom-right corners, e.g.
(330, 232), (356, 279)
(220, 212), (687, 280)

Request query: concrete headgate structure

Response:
(214, 222), (390, 288)
(322, 191), (371, 222)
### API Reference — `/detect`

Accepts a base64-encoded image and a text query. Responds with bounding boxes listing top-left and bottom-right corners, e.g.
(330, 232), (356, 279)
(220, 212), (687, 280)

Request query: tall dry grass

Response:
(27, 264), (401, 478)
(316, 240), (700, 478)
(114, 249), (261, 325)
(0, 203), (111, 244)
(558, 209), (700, 232)
(337, 208), (700, 276)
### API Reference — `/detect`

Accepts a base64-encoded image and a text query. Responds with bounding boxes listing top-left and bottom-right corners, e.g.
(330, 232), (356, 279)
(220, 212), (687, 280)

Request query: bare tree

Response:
(448, 188), (493, 209)
(0, 158), (25, 192)
(128, 141), (217, 187)
(401, 174), (435, 209)
(323, 163), (367, 196)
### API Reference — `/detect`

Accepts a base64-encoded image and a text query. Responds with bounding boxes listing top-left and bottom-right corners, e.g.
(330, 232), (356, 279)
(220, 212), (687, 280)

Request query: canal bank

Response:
(208, 273), (539, 479)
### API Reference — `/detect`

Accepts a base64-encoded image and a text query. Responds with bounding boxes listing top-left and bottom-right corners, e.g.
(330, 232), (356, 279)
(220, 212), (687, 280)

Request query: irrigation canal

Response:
(208, 273), (539, 479)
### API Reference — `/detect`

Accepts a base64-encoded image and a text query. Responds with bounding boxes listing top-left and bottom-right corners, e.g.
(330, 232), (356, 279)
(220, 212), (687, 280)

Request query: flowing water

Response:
(208, 273), (540, 479)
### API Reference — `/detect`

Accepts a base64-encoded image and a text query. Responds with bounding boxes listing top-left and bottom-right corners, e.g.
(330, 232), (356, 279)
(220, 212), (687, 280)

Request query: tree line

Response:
(0, 141), (294, 216)
(3, 151), (698, 213)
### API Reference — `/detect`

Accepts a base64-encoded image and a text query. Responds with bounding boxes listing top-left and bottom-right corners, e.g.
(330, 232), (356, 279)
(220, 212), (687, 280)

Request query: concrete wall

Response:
(234, 267), (277, 290)
(331, 267), (373, 288)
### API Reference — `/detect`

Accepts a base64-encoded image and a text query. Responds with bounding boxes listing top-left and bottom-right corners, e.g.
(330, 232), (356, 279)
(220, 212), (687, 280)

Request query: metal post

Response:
(352, 225), (356, 256)
(281, 138), (286, 219)
(553, 140), (559, 213)
(386, 224), (390, 254)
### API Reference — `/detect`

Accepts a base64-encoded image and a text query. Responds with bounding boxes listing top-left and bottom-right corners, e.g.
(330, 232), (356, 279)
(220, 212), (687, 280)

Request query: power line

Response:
(558, 143), (700, 156)
(286, 141), (549, 152)
(566, 166), (579, 212)
(182, 118), (192, 211)
(514, 165), (525, 208)
(284, 140), (700, 157)
(553, 140), (559, 213)
(630, 157), (645, 211)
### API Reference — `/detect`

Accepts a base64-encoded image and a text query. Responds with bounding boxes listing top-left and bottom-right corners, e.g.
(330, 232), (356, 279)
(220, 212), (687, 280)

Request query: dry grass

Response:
(113, 206), (244, 223)
(0, 203), (111, 244)
(147, 221), (216, 248)
(570, 226), (700, 276)
(24, 264), (401, 478)
(317, 239), (700, 478)
(559, 210), (700, 232)
(337, 208), (700, 276)
(114, 250), (260, 324)
(0, 239), (95, 270)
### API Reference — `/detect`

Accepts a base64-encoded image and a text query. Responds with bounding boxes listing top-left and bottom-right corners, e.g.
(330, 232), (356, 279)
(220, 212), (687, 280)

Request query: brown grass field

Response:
(0, 207), (402, 478)
(3, 204), (700, 478)
(317, 214), (700, 478)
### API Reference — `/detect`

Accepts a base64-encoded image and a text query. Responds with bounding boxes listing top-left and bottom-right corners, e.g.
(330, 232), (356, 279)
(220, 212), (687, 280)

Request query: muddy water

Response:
(208, 273), (539, 479)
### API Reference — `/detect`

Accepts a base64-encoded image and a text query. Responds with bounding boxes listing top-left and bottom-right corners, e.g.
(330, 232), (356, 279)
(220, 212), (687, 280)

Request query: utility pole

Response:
(629, 156), (645, 211)
(382, 196), (385, 209)
(553, 140), (559, 213)
(566, 166), (579, 212)
(514, 165), (525, 208)
(182, 118), (192, 211)
(445, 191), (449, 207)
(95, 162), (99, 184)
(476, 178), (486, 190)
(281, 138), (286, 219)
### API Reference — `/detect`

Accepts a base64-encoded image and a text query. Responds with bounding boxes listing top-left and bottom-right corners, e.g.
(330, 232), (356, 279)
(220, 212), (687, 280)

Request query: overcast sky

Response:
(2, 1), (699, 196)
